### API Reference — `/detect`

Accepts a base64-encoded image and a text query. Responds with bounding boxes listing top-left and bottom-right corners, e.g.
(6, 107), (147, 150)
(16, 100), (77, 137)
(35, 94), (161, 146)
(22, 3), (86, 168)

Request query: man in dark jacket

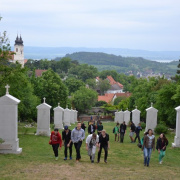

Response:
(97, 130), (109, 163)
(62, 126), (73, 160)
(119, 121), (127, 143)
(88, 121), (96, 134)
(134, 123), (142, 143)
(129, 122), (136, 143)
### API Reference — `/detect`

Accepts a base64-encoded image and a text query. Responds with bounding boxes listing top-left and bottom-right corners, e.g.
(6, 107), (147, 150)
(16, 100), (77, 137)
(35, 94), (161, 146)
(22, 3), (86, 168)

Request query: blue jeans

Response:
(144, 147), (152, 166)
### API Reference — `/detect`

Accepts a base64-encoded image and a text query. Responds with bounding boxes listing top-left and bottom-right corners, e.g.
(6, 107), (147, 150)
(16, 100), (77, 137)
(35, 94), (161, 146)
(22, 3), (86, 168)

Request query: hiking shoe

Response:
(64, 157), (67, 160)
(104, 160), (107, 163)
(91, 160), (94, 163)
(55, 157), (58, 161)
(70, 157), (72, 160)
(159, 161), (162, 164)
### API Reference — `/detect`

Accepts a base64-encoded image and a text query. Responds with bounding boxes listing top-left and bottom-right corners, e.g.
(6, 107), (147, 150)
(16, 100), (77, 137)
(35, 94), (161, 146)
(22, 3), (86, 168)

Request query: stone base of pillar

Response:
(172, 136), (180, 147)
(36, 128), (51, 136)
(0, 139), (22, 154)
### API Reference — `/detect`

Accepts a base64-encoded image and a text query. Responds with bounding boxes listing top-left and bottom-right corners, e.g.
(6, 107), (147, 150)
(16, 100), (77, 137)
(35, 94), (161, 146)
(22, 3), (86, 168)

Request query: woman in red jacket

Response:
(49, 128), (62, 160)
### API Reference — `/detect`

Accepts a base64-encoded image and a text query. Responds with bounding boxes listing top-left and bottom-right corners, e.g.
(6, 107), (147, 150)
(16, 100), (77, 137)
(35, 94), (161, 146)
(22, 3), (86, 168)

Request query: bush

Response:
(154, 124), (168, 134)
(141, 122), (146, 129)
(95, 101), (107, 107)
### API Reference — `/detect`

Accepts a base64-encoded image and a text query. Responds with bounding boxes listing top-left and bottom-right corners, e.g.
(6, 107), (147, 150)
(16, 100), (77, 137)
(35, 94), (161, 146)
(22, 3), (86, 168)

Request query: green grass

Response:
(0, 122), (180, 180)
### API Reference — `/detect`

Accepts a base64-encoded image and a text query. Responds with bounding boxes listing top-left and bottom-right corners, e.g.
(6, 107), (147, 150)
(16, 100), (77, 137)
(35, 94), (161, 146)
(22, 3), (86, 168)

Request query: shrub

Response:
(141, 122), (146, 129)
(154, 124), (168, 134)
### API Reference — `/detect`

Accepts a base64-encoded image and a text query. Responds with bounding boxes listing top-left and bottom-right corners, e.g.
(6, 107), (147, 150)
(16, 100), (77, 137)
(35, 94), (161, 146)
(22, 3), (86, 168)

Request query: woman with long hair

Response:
(142, 129), (155, 167)
(156, 133), (168, 164)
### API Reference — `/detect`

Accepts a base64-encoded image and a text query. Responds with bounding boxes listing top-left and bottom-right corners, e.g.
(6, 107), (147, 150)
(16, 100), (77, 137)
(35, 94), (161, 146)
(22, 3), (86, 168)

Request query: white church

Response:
(10, 35), (26, 68)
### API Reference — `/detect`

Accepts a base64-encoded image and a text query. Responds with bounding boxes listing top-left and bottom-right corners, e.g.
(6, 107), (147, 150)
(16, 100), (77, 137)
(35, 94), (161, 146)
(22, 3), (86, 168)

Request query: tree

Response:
(86, 78), (97, 90)
(64, 77), (85, 95)
(34, 69), (68, 108)
(56, 57), (71, 73)
(114, 96), (127, 105)
(72, 87), (98, 113)
(98, 79), (111, 95)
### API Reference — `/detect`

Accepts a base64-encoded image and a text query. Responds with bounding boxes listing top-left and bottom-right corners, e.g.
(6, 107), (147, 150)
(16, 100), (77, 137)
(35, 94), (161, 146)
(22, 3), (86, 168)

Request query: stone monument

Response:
(172, 106), (180, 147)
(124, 109), (130, 125)
(74, 109), (78, 122)
(145, 103), (158, 132)
(132, 106), (141, 126)
(0, 85), (22, 154)
(70, 108), (75, 124)
(63, 106), (71, 126)
(36, 97), (51, 136)
(54, 103), (64, 129)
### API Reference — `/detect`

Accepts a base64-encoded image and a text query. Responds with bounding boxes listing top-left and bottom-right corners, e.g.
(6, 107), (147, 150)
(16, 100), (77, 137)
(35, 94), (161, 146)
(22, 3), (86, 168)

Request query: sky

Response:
(0, 0), (180, 51)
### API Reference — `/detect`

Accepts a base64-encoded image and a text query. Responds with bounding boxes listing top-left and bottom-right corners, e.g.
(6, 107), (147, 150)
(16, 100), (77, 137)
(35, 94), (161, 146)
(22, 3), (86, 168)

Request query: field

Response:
(0, 122), (180, 180)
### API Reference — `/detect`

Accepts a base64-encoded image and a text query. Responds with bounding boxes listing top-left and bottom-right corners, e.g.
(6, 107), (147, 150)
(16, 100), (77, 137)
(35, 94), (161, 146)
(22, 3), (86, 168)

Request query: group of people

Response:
(49, 121), (109, 163)
(113, 121), (142, 143)
(49, 120), (168, 166)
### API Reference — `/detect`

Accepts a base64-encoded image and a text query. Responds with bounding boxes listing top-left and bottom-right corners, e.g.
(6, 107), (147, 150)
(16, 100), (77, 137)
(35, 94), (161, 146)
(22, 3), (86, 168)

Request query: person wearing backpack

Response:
(134, 123), (142, 143)
(113, 123), (119, 142)
(156, 133), (168, 164)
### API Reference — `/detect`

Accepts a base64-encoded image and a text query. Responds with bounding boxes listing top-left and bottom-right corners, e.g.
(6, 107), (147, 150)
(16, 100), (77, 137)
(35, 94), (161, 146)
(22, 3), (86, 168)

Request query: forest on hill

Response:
(54, 52), (179, 77)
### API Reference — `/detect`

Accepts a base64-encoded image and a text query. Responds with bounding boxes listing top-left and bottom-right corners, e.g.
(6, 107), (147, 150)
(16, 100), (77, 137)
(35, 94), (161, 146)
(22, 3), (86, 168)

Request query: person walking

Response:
(71, 122), (85, 162)
(156, 133), (168, 164)
(97, 121), (103, 135)
(119, 121), (127, 143)
(113, 123), (119, 142)
(129, 122), (136, 143)
(86, 133), (99, 163)
(81, 120), (86, 132)
(134, 123), (142, 143)
(62, 126), (73, 160)
(49, 128), (62, 160)
(142, 129), (155, 167)
(88, 121), (96, 134)
(97, 130), (109, 163)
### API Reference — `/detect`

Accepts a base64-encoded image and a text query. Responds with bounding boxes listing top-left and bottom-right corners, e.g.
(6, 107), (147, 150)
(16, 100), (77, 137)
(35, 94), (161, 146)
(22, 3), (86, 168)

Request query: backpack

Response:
(113, 127), (115, 133)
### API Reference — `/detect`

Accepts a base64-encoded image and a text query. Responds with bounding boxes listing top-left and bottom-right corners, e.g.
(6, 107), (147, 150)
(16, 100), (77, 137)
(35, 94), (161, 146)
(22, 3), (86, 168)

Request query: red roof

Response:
(107, 76), (116, 85)
(24, 59), (28, 64)
(98, 93), (115, 103)
(115, 92), (132, 97)
(35, 69), (47, 77)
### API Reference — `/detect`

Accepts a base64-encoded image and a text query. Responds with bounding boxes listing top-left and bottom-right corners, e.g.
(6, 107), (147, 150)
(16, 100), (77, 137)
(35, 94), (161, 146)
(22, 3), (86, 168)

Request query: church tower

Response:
(14, 35), (24, 67)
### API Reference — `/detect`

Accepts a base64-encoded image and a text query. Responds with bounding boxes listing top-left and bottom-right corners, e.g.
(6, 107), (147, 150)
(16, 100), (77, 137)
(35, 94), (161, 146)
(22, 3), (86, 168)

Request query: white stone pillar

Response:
(145, 103), (158, 132)
(74, 109), (78, 122)
(36, 97), (51, 136)
(63, 107), (71, 126)
(54, 103), (64, 129)
(0, 84), (22, 154)
(172, 106), (180, 147)
(132, 106), (141, 126)
(123, 109), (130, 125)
(119, 110), (124, 124)
(114, 111), (118, 123)
(70, 108), (75, 124)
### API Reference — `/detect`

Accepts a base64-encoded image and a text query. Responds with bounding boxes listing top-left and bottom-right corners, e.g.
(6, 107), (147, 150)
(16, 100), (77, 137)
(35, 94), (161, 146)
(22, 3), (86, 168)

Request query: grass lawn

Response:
(0, 121), (180, 180)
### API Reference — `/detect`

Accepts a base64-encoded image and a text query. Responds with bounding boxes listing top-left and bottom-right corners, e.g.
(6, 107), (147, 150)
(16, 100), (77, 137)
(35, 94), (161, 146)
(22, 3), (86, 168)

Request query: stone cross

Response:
(151, 102), (153, 107)
(135, 106), (137, 109)
(43, 97), (46, 103)
(5, 84), (10, 95)
(58, 103), (60, 107)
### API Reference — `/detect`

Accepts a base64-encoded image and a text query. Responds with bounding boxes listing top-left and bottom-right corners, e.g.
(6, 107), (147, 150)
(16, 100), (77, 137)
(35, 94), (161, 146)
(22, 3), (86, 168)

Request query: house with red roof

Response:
(106, 76), (123, 94)
(35, 69), (47, 77)
(98, 93), (116, 104)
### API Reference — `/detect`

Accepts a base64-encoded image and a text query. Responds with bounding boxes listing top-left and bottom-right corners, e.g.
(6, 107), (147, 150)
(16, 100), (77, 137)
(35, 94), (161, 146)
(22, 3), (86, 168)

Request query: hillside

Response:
(64, 52), (178, 77)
